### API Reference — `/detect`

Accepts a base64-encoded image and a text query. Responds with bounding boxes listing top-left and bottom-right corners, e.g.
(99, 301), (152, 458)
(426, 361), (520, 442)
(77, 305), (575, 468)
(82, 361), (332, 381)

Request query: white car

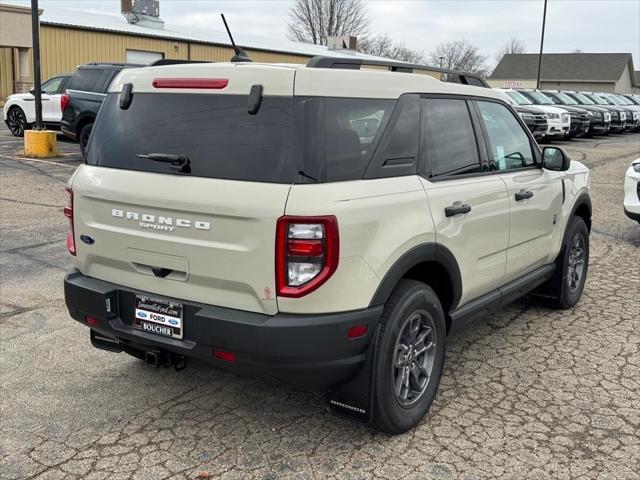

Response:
(500, 89), (571, 141)
(624, 159), (640, 223)
(2, 74), (70, 136)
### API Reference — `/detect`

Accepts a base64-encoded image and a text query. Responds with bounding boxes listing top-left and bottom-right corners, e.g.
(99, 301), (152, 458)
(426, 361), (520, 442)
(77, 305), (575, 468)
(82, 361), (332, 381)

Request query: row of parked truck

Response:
(501, 88), (640, 141)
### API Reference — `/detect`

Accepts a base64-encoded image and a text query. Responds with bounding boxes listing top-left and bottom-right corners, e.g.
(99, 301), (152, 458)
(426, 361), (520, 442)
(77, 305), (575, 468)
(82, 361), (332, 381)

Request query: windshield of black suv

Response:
(546, 91), (578, 105)
(521, 91), (554, 105)
(612, 95), (632, 105)
(584, 93), (608, 105)
(505, 91), (533, 105)
(87, 93), (398, 183)
(569, 92), (595, 105)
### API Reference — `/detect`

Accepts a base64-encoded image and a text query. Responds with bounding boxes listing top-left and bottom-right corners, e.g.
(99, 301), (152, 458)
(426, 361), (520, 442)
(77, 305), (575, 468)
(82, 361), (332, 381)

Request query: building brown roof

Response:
(490, 53), (634, 82)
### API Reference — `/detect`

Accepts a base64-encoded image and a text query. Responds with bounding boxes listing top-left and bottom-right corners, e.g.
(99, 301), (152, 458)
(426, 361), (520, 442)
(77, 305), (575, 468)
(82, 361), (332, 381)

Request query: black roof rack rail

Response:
(149, 59), (212, 67)
(306, 56), (490, 88)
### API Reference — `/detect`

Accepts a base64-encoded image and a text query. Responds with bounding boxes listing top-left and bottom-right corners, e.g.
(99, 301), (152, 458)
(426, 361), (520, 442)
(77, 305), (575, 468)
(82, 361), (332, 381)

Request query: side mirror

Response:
(29, 88), (35, 95)
(542, 146), (570, 171)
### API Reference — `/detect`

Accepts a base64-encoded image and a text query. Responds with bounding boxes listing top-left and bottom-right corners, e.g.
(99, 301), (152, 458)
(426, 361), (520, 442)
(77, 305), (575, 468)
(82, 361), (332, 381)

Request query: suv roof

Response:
(110, 61), (507, 102)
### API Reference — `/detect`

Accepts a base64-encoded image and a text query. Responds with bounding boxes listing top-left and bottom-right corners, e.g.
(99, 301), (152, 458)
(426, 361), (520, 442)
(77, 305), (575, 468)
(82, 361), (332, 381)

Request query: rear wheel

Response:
(79, 122), (93, 159)
(7, 107), (29, 137)
(373, 280), (446, 434)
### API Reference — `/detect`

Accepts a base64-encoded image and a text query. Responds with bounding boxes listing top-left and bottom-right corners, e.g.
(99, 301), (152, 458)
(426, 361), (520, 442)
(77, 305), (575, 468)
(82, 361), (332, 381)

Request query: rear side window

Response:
(422, 98), (481, 177)
(87, 93), (294, 183)
(68, 68), (110, 93)
(296, 97), (395, 182)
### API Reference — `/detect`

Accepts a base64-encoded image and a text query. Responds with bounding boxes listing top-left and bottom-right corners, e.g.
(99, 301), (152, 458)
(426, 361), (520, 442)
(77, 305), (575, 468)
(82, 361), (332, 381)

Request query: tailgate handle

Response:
(152, 267), (173, 278)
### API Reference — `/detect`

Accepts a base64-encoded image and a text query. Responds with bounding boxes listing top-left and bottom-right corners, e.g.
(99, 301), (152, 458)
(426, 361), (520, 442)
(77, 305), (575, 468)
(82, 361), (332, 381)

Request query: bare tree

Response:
(359, 34), (425, 63)
(427, 39), (489, 76)
(495, 37), (527, 63)
(287, 0), (369, 45)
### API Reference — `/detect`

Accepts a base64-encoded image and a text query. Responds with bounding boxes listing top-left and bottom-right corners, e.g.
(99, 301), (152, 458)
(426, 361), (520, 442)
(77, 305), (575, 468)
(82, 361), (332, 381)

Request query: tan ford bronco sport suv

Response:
(64, 56), (591, 434)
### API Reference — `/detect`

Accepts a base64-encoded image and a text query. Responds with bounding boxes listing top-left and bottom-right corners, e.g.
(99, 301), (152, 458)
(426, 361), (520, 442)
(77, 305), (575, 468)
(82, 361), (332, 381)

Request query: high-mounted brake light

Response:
(60, 93), (70, 112)
(276, 216), (339, 298)
(64, 187), (76, 256)
(152, 78), (229, 89)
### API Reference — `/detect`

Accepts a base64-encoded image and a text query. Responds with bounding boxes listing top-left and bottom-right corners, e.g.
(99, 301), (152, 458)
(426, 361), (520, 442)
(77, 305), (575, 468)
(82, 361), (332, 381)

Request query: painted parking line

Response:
(6, 156), (79, 168)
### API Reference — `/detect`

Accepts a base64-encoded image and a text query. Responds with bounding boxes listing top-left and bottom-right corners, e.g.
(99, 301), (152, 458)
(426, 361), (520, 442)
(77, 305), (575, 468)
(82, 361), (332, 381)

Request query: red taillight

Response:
(152, 78), (229, 89)
(85, 316), (101, 327)
(60, 92), (70, 112)
(276, 215), (339, 298)
(64, 187), (76, 256)
(213, 349), (237, 363)
(348, 325), (368, 339)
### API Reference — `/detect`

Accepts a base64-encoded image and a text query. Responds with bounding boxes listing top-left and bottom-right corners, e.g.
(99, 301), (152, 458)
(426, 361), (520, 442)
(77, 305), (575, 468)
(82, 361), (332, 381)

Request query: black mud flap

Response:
(90, 329), (124, 353)
(324, 327), (379, 424)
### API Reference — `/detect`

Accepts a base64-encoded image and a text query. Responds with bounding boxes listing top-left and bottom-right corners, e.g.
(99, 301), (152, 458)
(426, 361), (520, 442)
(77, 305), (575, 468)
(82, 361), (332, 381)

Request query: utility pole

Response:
(30, 0), (43, 130)
(536, 0), (548, 89)
(439, 56), (444, 69)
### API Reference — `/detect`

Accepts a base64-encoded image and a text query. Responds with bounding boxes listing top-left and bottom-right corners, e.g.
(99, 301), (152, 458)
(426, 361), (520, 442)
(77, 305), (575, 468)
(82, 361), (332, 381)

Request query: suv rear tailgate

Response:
(72, 165), (289, 315)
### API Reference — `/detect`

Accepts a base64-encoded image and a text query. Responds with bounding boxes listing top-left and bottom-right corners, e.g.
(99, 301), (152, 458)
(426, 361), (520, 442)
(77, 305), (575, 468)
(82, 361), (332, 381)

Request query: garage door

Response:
(125, 49), (164, 65)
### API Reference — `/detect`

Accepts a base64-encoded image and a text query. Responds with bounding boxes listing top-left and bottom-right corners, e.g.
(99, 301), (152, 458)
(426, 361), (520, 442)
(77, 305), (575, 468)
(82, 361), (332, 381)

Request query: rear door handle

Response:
(445, 203), (472, 217)
(515, 190), (534, 201)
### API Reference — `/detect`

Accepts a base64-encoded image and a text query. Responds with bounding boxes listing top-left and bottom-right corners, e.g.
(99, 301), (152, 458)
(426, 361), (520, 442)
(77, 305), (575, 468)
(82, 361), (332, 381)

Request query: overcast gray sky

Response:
(11, 0), (640, 70)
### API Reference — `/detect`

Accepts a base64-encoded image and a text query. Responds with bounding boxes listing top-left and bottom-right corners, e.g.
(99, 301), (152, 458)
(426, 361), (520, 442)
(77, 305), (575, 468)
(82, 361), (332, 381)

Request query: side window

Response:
(365, 94), (420, 178)
(324, 98), (395, 182)
(68, 69), (105, 93)
(476, 101), (535, 171)
(41, 76), (63, 94)
(422, 98), (481, 177)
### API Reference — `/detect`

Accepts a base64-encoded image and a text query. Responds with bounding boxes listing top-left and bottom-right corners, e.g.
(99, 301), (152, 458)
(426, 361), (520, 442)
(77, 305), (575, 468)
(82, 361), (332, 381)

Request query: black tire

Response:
(79, 122), (93, 159)
(373, 280), (446, 434)
(534, 216), (589, 309)
(6, 106), (29, 137)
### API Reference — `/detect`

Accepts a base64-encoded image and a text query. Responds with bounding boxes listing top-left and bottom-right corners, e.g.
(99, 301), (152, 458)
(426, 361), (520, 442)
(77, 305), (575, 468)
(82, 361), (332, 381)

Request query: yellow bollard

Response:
(24, 130), (59, 158)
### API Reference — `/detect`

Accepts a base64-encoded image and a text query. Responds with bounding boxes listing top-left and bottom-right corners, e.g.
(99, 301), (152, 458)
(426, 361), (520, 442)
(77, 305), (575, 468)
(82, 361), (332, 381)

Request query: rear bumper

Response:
(64, 269), (381, 390)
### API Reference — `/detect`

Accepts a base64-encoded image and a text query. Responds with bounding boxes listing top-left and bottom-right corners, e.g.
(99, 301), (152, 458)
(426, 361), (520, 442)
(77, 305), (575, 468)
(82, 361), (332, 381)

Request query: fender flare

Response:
(569, 191), (592, 229)
(368, 243), (462, 311)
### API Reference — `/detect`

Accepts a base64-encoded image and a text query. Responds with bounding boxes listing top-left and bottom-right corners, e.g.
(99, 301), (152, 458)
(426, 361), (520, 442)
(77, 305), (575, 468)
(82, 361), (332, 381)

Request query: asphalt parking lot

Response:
(1, 125), (639, 480)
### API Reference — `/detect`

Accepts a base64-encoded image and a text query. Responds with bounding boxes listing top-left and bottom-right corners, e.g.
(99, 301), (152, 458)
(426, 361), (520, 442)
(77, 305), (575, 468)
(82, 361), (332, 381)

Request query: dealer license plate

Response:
(133, 295), (183, 339)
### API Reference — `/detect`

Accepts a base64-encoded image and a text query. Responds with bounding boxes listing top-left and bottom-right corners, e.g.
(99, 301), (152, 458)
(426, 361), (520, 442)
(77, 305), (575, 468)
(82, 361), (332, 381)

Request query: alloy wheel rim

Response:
(392, 310), (436, 407)
(567, 233), (585, 292)
(8, 109), (24, 136)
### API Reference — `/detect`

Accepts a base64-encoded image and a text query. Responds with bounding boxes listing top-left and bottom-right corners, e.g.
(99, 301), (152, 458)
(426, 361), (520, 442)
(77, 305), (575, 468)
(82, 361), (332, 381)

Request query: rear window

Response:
(87, 93), (295, 183)
(68, 68), (110, 93)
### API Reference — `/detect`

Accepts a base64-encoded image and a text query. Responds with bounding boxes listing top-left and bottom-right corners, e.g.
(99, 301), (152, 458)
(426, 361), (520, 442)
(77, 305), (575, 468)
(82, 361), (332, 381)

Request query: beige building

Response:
(1, 2), (390, 102)
(489, 53), (640, 94)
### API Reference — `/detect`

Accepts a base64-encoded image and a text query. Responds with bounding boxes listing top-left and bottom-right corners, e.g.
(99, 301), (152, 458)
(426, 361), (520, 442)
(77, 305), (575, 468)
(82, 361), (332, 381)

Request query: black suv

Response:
(542, 90), (611, 136)
(61, 63), (142, 158)
(518, 89), (590, 139)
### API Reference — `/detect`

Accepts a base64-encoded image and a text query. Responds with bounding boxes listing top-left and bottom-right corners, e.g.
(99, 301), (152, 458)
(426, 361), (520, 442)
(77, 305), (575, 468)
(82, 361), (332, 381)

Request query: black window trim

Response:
(420, 93), (542, 183)
(363, 93), (421, 179)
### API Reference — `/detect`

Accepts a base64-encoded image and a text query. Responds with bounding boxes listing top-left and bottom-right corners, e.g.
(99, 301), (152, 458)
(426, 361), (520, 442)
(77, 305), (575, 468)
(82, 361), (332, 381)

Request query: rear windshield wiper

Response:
(136, 153), (191, 174)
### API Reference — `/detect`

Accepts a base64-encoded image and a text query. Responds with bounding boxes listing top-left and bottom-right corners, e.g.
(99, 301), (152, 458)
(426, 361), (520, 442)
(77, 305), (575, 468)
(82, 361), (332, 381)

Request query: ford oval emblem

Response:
(137, 312), (147, 318)
(168, 319), (179, 325)
(80, 234), (95, 245)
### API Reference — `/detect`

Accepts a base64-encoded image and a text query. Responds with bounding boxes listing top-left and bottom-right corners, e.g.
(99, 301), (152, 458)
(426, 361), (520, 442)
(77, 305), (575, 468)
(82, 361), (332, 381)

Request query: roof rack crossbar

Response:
(306, 56), (489, 88)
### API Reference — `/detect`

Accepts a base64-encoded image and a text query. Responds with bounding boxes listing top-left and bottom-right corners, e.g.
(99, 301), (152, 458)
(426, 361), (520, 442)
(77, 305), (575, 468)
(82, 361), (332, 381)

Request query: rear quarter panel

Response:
(279, 176), (435, 314)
